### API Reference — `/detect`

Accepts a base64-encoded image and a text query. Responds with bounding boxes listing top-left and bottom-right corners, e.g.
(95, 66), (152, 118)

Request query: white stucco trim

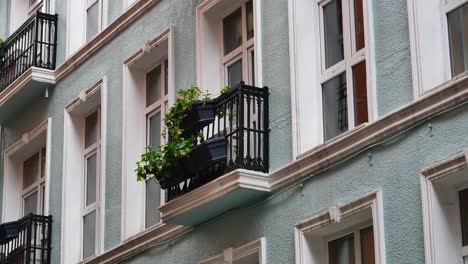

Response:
(294, 191), (386, 264)
(198, 238), (266, 264)
(121, 27), (173, 241)
(2, 120), (48, 222)
(61, 79), (105, 264)
(420, 152), (468, 264)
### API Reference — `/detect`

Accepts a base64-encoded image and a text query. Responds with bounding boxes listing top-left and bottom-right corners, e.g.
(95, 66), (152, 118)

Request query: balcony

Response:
(0, 12), (57, 123)
(0, 214), (53, 264)
(160, 82), (271, 226)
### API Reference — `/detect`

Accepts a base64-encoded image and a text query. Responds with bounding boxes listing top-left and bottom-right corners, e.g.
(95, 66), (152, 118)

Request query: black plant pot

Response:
(183, 137), (227, 173)
(0, 47), (4, 60)
(180, 100), (215, 136)
(0, 221), (19, 242)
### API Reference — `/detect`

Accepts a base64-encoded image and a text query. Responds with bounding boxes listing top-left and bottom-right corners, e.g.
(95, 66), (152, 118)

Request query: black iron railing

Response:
(0, 12), (58, 92)
(0, 214), (52, 264)
(166, 82), (269, 201)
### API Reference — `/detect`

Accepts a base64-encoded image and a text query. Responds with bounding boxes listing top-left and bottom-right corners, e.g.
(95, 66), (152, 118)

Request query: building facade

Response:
(0, 0), (467, 263)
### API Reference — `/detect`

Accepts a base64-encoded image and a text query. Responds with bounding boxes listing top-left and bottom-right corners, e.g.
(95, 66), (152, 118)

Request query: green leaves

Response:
(136, 86), (211, 184)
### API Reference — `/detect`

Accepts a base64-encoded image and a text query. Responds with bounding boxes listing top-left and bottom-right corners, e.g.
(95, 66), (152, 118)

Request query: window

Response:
(144, 59), (168, 228)
(22, 148), (47, 216)
(319, 0), (369, 141)
(86, 0), (102, 42)
(222, 0), (255, 87)
(82, 110), (101, 260)
(199, 238), (265, 264)
(421, 159), (468, 264)
(327, 226), (375, 264)
(447, 2), (468, 77)
(295, 192), (383, 264)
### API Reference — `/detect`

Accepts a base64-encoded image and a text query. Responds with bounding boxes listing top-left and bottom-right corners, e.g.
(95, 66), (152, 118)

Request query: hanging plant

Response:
(135, 86), (212, 187)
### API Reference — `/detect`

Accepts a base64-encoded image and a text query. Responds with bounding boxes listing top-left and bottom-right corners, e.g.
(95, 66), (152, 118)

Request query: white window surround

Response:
(198, 238), (266, 264)
(121, 28), (174, 241)
(407, 0), (467, 97)
(196, 0), (263, 96)
(123, 0), (138, 10)
(288, 0), (377, 157)
(2, 119), (52, 223)
(61, 79), (107, 264)
(420, 151), (468, 264)
(21, 147), (47, 216)
(294, 191), (385, 264)
(66, 0), (108, 58)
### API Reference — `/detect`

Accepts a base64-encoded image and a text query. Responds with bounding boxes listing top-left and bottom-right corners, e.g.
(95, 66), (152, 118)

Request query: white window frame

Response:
(21, 148), (47, 216)
(420, 152), (468, 264)
(144, 58), (169, 228)
(81, 108), (101, 261)
(318, 0), (369, 135)
(198, 238), (266, 264)
(221, 0), (256, 86)
(407, 0), (467, 97)
(85, 0), (103, 42)
(294, 191), (385, 264)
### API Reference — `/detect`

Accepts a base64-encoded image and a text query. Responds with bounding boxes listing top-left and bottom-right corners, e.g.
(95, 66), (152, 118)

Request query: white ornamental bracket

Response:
(79, 90), (87, 102)
(223, 247), (233, 264)
(328, 204), (343, 223)
(22, 133), (29, 144)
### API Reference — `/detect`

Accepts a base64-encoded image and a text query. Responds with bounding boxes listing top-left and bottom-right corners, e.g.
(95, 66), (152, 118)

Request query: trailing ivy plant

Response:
(135, 86), (211, 184)
(0, 38), (4, 48)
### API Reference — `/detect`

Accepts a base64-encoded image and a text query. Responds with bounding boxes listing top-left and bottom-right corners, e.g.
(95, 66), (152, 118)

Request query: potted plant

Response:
(136, 87), (227, 189)
(0, 220), (19, 242)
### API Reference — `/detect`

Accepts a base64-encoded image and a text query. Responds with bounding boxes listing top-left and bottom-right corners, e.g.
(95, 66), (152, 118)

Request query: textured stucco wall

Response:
(0, 0), (462, 263)
(121, 102), (468, 264)
(372, 0), (414, 116)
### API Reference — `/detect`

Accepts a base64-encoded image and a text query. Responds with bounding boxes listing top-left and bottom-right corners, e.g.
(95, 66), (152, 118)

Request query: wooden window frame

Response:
(221, 0), (256, 87)
(81, 108), (101, 261)
(144, 58), (169, 228)
(318, 0), (369, 134)
(324, 221), (373, 264)
(21, 148), (47, 216)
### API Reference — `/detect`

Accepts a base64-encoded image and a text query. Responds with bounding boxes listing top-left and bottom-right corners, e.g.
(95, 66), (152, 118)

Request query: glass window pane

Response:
(353, 61), (368, 126)
(328, 233), (355, 264)
(41, 185), (45, 215)
(448, 3), (468, 76)
(146, 65), (162, 107)
(86, 154), (97, 206)
(228, 59), (243, 87)
(24, 191), (38, 215)
(323, 0), (344, 68)
(459, 188), (468, 246)
(246, 0), (254, 40)
(85, 111), (98, 148)
(23, 153), (39, 190)
(360, 226), (375, 264)
(354, 0), (365, 50)
(148, 112), (161, 150)
(322, 72), (348, 141)
(83, 211), (96, 259)
(86, 2), (100, 42)
(164, 60), (169, 95)
(223, 8), (242, 55)
(145, 179), (160, 228)
(41, 147), (46, 178)
(250, 50), (255, 85)
(233, 253), (259, 264)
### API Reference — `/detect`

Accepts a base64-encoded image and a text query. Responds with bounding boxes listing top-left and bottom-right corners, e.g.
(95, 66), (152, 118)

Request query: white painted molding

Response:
(199, 238), (265, 264)
(294, 191), (385, 264)
(0, 67), (55, 108)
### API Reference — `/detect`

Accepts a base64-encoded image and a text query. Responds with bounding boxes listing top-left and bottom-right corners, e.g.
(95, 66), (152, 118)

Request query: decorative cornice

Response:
(421, 153), (467, 181)
(0, 67), (55, 107)
(270, 72), (468, 190)
(55, 0), (161, 81)
(160, 169), (270, 223)
(82, 223), (189, 264)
